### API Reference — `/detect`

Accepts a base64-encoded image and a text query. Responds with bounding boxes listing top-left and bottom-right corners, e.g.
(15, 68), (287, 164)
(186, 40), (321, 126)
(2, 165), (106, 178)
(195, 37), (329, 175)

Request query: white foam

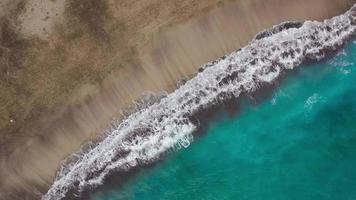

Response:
(304, 93), (324, 110)
(43, 4), (356, 200)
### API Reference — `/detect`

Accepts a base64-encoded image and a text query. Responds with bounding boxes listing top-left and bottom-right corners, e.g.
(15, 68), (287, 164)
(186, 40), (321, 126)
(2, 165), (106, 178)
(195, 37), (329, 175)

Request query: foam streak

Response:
(43, 4), (356, 200)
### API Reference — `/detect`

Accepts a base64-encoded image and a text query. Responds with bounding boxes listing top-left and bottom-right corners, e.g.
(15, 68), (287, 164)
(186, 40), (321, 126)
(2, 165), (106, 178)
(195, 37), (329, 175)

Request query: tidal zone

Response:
(43, 4), (356, 200)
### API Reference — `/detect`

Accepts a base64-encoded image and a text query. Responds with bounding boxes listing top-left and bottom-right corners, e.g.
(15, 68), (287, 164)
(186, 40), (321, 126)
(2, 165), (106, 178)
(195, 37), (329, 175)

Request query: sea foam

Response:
(43, 4), (356, 200)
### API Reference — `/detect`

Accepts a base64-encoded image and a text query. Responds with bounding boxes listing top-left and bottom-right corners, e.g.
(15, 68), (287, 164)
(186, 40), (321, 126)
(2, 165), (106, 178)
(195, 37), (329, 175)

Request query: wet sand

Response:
(1, 0), (355, 199)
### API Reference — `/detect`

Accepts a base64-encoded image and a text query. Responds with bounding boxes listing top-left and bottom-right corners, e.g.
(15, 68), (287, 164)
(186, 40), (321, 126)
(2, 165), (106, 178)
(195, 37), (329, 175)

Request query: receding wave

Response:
(43, 4), (356, 200)
(253, 21), (304, 40)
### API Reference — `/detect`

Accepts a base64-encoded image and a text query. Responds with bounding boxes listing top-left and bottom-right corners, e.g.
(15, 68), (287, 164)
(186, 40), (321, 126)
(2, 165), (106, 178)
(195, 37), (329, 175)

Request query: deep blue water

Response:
(93, 40), (356, 200)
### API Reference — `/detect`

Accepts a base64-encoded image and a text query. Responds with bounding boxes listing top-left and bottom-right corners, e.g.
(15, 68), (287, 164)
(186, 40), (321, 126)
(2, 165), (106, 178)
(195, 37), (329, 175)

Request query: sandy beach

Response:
(0, 0), (355, 199)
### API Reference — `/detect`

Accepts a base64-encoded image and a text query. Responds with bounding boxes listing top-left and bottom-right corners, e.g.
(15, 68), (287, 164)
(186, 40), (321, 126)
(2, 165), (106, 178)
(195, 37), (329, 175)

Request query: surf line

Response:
(43, 4), (356, 200)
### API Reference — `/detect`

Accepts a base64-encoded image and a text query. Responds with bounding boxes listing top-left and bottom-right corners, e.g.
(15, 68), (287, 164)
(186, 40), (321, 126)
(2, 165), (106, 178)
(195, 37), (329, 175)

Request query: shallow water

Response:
(92, 40), (356, 200)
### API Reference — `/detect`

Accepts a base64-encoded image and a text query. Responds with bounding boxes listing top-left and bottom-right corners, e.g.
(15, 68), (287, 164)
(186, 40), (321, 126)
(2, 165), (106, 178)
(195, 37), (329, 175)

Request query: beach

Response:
(92, 39), (356, 199)
(0, 0), (355, 199)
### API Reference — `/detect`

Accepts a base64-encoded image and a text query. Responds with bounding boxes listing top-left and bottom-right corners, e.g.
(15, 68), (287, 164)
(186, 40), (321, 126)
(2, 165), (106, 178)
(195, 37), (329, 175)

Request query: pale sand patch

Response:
(1, 0), (355, 199)
(16, 0), (65, 39)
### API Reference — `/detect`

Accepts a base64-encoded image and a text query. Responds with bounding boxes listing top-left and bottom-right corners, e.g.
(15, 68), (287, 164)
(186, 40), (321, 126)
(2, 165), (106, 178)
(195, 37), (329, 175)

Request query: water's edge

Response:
(44, 4), (356, 200)
(94, 39), (356, 199)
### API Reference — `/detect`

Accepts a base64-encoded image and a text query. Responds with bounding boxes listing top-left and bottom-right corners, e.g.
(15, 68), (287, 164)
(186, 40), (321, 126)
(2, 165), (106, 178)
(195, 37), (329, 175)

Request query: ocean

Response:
(43, 6), (356, 199)
(92, 40), (356, 200)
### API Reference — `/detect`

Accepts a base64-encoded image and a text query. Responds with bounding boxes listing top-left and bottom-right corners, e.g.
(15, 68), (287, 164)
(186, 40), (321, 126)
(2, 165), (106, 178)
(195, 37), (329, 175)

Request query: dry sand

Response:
(0, 0), (355, 199)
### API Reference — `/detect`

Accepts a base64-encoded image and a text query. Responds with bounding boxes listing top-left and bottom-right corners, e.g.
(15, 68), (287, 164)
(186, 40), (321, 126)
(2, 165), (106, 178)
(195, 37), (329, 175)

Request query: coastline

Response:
(91, 39), (356, 200)
(1, 1), (356, 200)
(44, 4), (356, 199)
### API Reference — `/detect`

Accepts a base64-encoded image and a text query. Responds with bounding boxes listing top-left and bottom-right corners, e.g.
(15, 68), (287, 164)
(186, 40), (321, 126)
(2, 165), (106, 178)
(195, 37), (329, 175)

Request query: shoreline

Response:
(44, 5), (356, 199)
(79, 37), (356, 200)
(84, 35), (356, 200)
(1, 1), (356, 199)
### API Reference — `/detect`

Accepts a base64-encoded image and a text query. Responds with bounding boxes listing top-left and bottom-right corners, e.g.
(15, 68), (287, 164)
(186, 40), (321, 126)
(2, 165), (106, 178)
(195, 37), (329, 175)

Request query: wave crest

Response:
(43, 4), (356, 200)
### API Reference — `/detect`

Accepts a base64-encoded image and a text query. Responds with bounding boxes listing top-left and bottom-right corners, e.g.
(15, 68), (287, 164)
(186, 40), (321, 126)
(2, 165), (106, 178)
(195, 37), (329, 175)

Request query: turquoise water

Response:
(93, 40), (356, 200)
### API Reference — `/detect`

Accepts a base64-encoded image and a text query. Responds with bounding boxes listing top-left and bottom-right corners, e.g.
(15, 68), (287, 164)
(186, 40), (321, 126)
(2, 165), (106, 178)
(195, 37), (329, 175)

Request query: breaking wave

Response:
(43, 4), (356, 200)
